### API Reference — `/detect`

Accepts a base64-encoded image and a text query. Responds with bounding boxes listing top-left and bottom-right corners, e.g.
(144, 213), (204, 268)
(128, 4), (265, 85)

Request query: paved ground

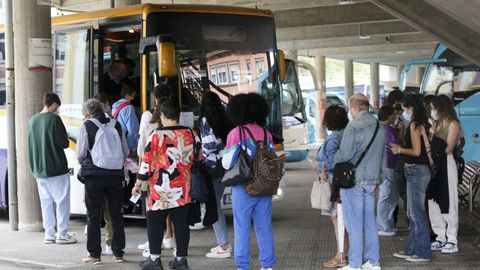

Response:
(0, 161), (479, 270)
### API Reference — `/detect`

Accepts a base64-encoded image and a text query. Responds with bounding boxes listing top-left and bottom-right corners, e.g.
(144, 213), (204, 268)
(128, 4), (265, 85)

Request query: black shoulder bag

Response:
(333, 121), (380, 189)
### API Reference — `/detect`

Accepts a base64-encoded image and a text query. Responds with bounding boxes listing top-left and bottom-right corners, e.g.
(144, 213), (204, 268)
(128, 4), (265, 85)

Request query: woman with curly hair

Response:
(222, 93), (276, 270)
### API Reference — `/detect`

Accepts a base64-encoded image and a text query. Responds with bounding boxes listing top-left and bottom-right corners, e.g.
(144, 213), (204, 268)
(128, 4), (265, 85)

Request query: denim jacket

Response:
(334, 110), (386, 186)
(316, 130), (344, 174)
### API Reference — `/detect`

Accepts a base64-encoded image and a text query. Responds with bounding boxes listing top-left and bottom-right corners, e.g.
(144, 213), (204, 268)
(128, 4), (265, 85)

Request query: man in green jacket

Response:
(28, 93), (77, 245)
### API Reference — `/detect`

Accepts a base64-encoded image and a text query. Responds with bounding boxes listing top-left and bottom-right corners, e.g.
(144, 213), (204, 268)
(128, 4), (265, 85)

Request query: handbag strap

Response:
(242, 126), (268, 149)
(355, 121), (380, 167)
(420, 126), (435, 167)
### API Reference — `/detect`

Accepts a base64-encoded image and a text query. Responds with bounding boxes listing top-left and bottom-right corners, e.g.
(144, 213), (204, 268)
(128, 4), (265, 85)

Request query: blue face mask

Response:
(402, 111), (412, 122)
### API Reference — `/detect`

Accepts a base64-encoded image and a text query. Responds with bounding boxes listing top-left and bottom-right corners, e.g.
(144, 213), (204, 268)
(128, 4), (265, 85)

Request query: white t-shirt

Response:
(139, 110), (153, 136)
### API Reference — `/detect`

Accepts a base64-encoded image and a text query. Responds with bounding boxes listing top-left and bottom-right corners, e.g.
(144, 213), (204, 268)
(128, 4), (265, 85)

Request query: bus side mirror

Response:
(156, 35), (176, 77)
(278, 50), (286, 82)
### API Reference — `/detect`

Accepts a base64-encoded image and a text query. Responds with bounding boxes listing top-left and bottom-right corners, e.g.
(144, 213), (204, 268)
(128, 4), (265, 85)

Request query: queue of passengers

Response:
(27, 81), (462, 270)
(312, 91), (463, 270)
(28, 83), (278, 270)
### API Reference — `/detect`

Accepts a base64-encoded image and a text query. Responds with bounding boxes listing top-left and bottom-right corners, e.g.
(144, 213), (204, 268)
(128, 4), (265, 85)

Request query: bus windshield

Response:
(422, 65), (454, 96)
(422, 65), (480, 96)
(146, 11), (282, 141)
(149, 49), (282, 140)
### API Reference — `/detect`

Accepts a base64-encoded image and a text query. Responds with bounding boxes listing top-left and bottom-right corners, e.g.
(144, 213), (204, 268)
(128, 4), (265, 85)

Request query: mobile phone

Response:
(130, 194), (141, 204)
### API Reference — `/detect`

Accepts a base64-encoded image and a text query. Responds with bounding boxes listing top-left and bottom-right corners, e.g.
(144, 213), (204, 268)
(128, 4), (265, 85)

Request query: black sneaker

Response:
(168, 257), (189, 270)
(139, 257), (164, 270)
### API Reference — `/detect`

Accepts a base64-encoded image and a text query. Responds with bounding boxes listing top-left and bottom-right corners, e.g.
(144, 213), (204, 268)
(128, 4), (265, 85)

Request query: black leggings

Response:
(147, 204), (191, 256)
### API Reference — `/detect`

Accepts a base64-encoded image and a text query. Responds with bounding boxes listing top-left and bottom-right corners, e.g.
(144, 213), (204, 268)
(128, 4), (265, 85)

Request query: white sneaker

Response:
(163, 237), (174, 249)
(393, 251), (411, 259)
(378, 230), (396, 236)
(142, 248), (150, 258)
(138, 241), (148, 250)
(206, 246), (232, 258)
(362, 261), (381, 270)
(431, 240), (446, 251)
(105, 245), (113, 255)
(56, 233), (78, 245)
(441, 242), (459, 254)
(338, 265), (361, 270)
(405, 255), (431, 262)
(189, 222), (206, 230)
(44, 235), (56, 244)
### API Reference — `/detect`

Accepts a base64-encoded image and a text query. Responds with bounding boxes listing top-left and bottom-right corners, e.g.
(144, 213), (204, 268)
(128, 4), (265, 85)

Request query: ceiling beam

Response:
(216, 0), (369, 11)
(273, 2), (396, 28)
(299, 42), (437, 56)
(370, 0), (480, 66)
(276, 21), (419, 41)
(326, 49), (434, 60)
(278, 33), (433, 50)
(59, 0), (111, 11)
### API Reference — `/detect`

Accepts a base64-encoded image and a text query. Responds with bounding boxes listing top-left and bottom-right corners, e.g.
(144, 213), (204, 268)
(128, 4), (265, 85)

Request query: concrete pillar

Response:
(370, 62), (380, 108)
(13, 0), (52, 231)
(417, 66), (426, 85)
(396, 64), (403, 83)
(314, 55), (326, 142)
(344, 59), (354, 101)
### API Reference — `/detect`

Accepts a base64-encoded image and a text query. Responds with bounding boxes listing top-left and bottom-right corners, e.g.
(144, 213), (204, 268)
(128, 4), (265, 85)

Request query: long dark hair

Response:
(201, 92), (233, 142)
(402, 94), (430, 129)
(431, 94), (459, 127)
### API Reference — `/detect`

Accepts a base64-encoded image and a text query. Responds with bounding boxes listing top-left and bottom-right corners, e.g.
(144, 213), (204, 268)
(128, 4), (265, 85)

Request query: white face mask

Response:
(402, 111), (412, 122)
(348, 110), (354, 121)
(431, 109), (439, 121)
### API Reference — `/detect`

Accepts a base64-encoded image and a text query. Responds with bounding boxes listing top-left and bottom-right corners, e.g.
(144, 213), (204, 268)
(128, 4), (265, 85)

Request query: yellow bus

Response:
(0, 4), (287, 217)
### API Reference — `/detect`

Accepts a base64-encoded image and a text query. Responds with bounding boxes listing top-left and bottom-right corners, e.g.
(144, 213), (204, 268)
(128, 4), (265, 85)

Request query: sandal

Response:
(323, 255), (348, 268)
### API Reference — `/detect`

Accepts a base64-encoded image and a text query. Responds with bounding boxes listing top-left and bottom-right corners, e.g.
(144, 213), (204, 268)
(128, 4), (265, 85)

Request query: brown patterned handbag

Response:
(243, 127), (283, 196)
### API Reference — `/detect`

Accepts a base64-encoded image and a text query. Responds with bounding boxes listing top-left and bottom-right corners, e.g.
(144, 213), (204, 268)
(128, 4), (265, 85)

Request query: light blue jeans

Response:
(36, 173), (71, 238)
(232, 185), (276, 270)
(340, 185), (379, 268)
(212, 178), (228, 246)
(404, 164), (432, 259)
(376, 168), (399, 232)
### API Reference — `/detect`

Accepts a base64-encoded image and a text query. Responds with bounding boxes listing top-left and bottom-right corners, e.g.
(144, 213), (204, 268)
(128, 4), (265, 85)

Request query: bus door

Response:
(98, 24), (142, 112)
(53, 26), (94, 215)
(98, 24), (144, 216)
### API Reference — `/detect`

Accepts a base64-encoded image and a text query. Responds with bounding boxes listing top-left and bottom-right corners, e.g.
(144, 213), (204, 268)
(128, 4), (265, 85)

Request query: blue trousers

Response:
(340, 185), (380, 268)
(232, 185), (276, 270)
(377, 168), (399, 232)
(212, 179), (229, 246)
(404, 164), (432, 259)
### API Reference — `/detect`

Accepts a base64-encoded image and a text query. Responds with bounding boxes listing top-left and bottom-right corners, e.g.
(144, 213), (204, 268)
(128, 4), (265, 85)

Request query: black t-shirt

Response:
(403, 123), (429, 165)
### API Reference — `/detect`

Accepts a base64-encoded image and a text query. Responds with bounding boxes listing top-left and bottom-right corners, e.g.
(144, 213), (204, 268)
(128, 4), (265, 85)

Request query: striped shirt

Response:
(200, 117), (224, 168)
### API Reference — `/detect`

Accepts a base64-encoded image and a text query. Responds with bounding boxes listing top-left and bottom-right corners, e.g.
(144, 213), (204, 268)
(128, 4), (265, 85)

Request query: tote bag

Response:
(311, 163), (332, 210)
